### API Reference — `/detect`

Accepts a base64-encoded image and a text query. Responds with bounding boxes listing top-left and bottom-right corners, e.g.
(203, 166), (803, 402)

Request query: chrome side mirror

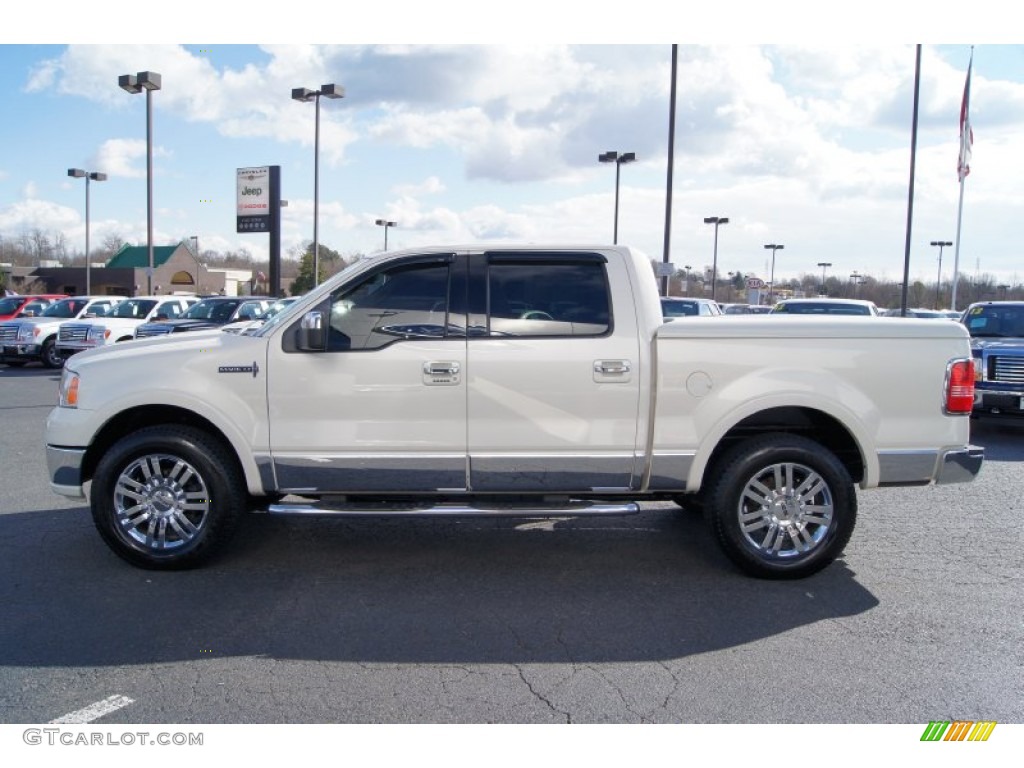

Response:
(297, 310), (326, 351)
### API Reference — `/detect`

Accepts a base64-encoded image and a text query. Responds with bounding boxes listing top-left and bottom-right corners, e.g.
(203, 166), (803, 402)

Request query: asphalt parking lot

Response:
(1, 363), (1021, 724)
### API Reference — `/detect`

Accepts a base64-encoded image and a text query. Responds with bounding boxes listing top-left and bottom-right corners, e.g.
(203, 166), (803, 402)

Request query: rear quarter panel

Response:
(652, 316), (973, 489)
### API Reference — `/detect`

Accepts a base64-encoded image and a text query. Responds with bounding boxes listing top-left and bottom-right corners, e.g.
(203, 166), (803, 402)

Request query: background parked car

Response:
(56, 296), (198, 359)
(0, 295), (124, 368)
(770, 298), (881, 316)
(883, 307), (946, 318)
(962, 301), (1024, 417)
(660, 297), (723, 318)
(0, 294), (66, 321)
(221, 297), (299, 335)
(135, 296), (274, 338)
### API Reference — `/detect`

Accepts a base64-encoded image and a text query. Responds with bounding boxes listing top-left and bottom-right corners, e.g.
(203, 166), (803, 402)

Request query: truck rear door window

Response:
(486, 261), (610, 337)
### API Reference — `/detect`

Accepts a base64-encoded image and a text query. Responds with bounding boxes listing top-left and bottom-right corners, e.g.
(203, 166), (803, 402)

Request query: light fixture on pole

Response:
(598, 151), (636, 244)
(292, 83), (345, 287)
(763, 243), (784, 305)
(703, 216), (729, 301)
(817, 262), (832, 296)
(375, 219), (397, 251)
(67, 168), (107, 295)
(931, 240), (953, 309)
(118, 70), (161, 295)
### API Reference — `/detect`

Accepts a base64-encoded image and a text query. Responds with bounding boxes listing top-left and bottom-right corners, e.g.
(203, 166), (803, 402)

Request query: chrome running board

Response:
(265, 500), (641, 517)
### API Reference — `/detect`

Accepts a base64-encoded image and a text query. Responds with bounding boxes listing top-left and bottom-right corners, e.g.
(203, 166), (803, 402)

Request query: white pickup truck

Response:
(0, 295), (124, 368)
(45, 245), (983, 578)
(55, 295), (197, 361)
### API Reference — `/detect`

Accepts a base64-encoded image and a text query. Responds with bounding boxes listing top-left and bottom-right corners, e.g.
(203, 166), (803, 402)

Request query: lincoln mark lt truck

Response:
(45, 245), (983, 578)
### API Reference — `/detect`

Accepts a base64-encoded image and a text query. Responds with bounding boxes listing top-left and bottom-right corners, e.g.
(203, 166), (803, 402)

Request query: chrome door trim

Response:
(273, 453), (468, 493)
(468, 453), (635, 492)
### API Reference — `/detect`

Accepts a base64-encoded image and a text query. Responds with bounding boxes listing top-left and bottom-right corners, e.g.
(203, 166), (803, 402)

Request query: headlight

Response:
(58, 369), (80, 408)
(17, 325), (36, 342)
(86, 326), (110, 344)
(972, 355), (984, 382)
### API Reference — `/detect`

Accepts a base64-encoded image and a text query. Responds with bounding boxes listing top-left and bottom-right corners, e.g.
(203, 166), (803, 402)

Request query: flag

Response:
(958, 53), (974, 182)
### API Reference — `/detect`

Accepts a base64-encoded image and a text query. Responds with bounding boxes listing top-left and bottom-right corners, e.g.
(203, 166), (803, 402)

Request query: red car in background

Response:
(0, 294), (67, 321)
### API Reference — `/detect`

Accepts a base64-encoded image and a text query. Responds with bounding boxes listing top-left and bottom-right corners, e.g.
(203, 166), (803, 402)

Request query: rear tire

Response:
(705, 433), (856, 579)
(91, 425), (245, 569)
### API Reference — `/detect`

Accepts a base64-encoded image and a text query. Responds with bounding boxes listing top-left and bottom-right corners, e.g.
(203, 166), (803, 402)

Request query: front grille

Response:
(135, 326), (171, 339)
(0, 326), (19, 343)
(992, 355), (1024, 384)
(58, 325), (89, 343)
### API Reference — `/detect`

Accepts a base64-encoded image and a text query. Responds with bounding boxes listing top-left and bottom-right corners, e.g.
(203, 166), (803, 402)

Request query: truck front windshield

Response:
(111, 300), (158, 319)
(41, 299), (85, 318)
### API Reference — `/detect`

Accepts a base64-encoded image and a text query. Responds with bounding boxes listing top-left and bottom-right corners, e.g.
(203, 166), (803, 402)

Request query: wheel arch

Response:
(81, 405), (260, 494)
(691, 405), (868, 492)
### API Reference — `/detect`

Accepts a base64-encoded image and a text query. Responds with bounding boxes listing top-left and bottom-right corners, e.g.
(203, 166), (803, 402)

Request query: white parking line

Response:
(49, 695), (135, 724)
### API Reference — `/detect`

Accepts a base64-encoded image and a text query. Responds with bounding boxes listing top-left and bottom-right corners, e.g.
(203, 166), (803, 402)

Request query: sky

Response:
(1, 3), (1022, 287)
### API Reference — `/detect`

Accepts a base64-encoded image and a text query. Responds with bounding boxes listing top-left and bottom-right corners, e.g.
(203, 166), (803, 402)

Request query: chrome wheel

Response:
(737, 461), (833, 559)
(113, 453), (210, 551)
(706, 433), (856, 579)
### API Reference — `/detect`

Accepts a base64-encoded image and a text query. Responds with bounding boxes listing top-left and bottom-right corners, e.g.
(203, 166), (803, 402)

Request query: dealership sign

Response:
(237, 166), (271, 232)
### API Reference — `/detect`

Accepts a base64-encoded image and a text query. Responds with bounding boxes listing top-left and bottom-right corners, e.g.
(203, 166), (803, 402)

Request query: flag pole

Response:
(951, 175), (966, 310)
(951, 46), (974, 312)
(900, 45), (922, 318)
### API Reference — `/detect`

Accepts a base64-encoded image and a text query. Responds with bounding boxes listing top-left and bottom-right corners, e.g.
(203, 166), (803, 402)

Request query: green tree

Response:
(290, 241), (343, 295)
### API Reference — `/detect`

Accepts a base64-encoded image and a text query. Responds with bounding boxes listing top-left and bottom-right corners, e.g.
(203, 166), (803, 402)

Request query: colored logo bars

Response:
(921, 721), (996, 742)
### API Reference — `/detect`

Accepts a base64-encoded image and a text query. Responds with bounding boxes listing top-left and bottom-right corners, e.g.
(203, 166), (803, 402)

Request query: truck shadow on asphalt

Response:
(0, 506), (878, 667)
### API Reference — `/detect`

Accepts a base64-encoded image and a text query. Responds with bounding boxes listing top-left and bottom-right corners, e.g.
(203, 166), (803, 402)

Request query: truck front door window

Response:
(328, 262), (451, 351)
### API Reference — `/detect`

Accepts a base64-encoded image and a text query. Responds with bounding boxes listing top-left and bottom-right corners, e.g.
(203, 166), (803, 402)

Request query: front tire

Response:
(705, 433), (856, 579)
(91, 425), (245, 569)
(41, 338), (63, 369)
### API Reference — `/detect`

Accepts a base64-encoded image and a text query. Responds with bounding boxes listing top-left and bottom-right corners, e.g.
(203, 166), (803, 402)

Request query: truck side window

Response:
(487, 261), (610, 337)
(327, 261), (451, 351)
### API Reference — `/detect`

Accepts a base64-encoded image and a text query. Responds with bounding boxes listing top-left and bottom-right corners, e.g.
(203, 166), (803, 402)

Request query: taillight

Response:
(945, 358), (975, 414)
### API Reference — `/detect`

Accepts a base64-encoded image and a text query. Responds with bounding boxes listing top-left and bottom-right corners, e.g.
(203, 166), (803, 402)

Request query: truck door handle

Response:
(594, 360), (631, 375)
(424, 362), (460, 376)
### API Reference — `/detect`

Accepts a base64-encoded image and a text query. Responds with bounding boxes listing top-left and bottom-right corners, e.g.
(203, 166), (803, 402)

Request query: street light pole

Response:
(119, 71), (161, 295)
(67, 169), (107, 295)
(598, 151), (636, 244)
(703, 216), (729, 301)
(763, 243), (784, 305)
(931, 240), (953, 309)
(375, 219), (397, 251)
(292, 84), (345, 287)
(817, 262), (832, 296)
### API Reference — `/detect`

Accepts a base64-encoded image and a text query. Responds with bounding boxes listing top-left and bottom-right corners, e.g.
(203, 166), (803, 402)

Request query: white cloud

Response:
(392, 176), (445, 197)
(0, 198), (79, 233)
(93, 139), (152, 179)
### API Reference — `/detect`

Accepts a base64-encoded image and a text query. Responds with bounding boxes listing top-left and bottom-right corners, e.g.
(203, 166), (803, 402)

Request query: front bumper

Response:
(46, 445), (87, 498)
(1, 343), (42, 361)
(974, 387), (1024, 416)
